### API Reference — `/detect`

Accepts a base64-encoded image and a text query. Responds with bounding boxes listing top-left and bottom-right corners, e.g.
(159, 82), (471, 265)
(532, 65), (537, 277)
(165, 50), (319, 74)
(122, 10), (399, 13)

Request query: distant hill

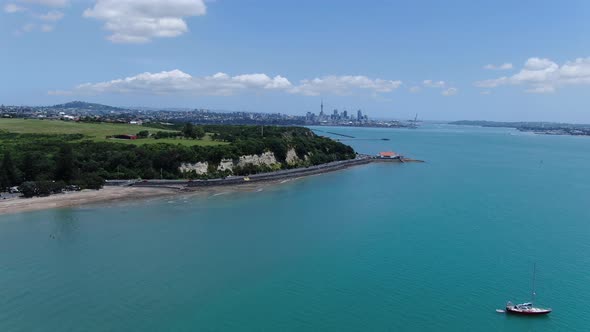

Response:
(449, 120), (523, 128)
(50, 101), (126, 111)
(450, 120), (590, 129)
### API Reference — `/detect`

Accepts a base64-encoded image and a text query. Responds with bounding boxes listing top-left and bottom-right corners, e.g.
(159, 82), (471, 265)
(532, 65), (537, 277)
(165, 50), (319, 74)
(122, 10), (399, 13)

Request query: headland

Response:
(0, 154), (423, 216)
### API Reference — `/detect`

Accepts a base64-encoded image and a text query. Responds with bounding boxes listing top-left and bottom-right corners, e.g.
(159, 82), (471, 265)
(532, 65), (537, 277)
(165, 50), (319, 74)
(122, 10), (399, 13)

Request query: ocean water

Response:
(1, 124), (590, 331)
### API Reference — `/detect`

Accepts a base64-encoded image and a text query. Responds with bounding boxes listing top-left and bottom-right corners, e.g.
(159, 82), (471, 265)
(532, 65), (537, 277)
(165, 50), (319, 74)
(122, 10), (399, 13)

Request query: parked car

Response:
(65, 185), (81, 192)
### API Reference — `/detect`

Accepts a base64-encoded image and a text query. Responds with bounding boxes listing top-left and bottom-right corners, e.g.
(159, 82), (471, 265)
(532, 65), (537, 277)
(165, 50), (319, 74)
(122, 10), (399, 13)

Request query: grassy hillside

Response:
(0, 119), (223, 146)
(0, 122), (356, 195)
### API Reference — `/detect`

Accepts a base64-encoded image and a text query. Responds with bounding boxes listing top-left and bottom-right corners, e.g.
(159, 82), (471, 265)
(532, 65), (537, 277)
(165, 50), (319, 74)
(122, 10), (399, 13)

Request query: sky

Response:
(2, 0), (590, 122)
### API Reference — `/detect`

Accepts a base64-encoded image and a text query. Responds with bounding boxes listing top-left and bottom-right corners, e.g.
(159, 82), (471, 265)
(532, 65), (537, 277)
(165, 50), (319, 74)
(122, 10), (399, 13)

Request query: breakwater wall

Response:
(105, 156), (420, 189)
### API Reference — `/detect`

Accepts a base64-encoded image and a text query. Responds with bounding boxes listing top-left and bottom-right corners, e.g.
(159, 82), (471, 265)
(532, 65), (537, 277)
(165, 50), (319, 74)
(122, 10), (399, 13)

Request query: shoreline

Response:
(0, 156), (423, 216)
(0, 187), (178, 217)
(109, 155), (423, 189)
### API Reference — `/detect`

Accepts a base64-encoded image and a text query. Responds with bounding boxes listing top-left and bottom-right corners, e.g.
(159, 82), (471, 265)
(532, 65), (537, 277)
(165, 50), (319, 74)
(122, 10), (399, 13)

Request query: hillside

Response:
(0, 119), (222, 146)
(0, 122), (356, 195)
(50, 101), (125, 111)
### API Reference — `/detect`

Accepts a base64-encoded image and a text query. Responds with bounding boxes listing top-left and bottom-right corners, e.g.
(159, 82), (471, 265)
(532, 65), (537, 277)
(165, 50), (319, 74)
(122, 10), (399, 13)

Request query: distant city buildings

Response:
(304, 101), (370, 126)
(0, 100), (414, 129)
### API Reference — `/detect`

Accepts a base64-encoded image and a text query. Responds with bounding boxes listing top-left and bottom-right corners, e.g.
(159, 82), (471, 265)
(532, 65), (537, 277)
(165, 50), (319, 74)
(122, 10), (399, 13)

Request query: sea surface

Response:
(1, 124), (590, 331)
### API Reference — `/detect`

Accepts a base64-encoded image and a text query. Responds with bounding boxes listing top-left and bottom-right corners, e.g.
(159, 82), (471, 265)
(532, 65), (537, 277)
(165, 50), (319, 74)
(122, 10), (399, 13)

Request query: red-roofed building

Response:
(378, 151), (398, 158)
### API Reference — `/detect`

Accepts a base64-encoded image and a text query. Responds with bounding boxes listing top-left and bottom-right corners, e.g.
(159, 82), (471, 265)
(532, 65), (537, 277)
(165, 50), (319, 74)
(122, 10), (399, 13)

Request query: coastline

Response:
(112, 155), (422, 189)
(0, 187), (177, 216)
(0, 156), (423, 216)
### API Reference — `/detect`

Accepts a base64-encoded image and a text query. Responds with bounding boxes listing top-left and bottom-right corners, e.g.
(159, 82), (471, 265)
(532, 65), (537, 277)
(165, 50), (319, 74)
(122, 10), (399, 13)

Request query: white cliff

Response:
(179, 162), (209, 175)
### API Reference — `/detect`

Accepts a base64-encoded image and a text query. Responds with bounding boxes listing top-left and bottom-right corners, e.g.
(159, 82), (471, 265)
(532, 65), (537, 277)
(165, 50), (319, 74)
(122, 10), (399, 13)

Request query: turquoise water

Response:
(2, 125), (590, 331)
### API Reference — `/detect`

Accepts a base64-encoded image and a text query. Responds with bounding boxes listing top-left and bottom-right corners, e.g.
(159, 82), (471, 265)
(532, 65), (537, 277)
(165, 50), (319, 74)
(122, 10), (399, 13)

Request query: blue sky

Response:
(2, 0), (590, 122)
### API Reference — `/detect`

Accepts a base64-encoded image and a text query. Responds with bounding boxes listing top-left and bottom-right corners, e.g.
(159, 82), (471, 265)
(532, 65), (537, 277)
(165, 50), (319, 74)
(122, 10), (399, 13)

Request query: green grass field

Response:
(0, 119), (225, 146)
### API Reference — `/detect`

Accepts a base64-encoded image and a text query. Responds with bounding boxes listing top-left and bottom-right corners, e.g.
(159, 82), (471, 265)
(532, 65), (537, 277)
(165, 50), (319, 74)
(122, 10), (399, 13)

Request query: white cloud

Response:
(21, 23), (36, 32)
(39, 10), (63, 21)
(4, 3), (26, 13)
(47, 89), (73, 96)
(83, 0), (207, 43)
(289, 75), (402, 96)
(474, 76), (509, 88)
(40, 24), (54, 32)
(525, 85), (555, 94)
(475, 56), (590, 93)
(442, 87), (458, 96)
(15, 21), (55, 34)
(408, 86), (421, 93)
(19, 0), (68, 7)
(483, 63), (513, 70)
(8, 1), (66, 34)
(56, 70), (291, 96)
(50, 70), (404, 97)
(422, 79), (457, 96)
(423, 80), (446, 88)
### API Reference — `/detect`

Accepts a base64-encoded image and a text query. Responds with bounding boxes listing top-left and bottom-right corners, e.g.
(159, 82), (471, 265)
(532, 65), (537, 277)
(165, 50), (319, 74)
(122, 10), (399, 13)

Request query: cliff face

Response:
(236, 151), (277, 168)
(285, 148), (299, 165)
(179, 148), (302, 175)
(179, 162), (208, 174)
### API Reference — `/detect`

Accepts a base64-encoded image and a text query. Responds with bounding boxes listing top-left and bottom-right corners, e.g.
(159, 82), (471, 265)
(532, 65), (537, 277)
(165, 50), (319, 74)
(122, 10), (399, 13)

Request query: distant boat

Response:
(406, 113), (420, 129)
(409, 113), (420, 123)
(505, 264), (552, 315)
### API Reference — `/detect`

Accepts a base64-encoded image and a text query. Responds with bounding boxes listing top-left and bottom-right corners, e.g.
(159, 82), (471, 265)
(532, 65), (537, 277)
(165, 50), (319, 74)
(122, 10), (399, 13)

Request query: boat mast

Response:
(531, 263), (537, 303)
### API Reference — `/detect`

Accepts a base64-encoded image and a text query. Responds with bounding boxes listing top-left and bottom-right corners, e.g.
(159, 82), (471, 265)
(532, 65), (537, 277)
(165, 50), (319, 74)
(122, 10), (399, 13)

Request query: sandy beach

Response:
(0, 179), (302, 216)
(0, 187), (178, 216)
(0, 157), (416, 216)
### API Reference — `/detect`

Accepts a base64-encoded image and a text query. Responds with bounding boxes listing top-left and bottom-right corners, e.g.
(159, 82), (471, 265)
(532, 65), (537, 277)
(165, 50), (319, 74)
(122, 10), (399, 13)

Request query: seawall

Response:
(105, 156), (423, 189)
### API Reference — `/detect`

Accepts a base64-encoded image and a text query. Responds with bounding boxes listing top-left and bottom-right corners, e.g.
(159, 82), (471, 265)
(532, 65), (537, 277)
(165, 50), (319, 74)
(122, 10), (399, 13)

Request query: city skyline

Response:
(2, 1), (590, 122)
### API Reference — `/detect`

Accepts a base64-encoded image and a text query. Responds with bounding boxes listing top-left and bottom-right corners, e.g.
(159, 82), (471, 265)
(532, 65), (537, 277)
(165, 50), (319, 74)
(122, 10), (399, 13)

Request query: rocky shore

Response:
(108, 155), (422, 190)
(0, 155), (423, 216)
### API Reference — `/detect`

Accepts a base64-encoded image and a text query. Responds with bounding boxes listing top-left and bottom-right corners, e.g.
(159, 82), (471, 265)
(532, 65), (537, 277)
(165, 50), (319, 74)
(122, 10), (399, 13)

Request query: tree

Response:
(194, 126), (205, 140)
(137, 130), (149, 139)
(182, 122), (196, 139)
(55, 145), (74, 182)
(0, 151), (17, 189)
(22, 152), (36, 181)
(18, 181), (37, 198)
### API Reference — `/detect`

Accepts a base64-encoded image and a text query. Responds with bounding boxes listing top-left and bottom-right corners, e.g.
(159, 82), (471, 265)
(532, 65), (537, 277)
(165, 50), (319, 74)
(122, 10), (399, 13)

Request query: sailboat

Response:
(505, 263), (552, 315)
(407, 114), (420, 128)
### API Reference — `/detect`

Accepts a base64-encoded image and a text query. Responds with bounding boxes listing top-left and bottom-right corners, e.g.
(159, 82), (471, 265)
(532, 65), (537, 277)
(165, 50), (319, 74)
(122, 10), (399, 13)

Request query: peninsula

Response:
(0, 118), (420, 212)
(450, 120), (590, 136)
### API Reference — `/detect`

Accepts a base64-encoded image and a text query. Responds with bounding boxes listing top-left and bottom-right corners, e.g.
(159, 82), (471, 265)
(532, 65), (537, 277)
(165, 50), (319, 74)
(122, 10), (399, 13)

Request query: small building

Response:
(378, 151), (398, 158)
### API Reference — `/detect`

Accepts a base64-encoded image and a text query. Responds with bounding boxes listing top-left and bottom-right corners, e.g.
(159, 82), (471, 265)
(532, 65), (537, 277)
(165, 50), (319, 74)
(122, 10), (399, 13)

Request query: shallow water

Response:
(1, 124), (589, 331)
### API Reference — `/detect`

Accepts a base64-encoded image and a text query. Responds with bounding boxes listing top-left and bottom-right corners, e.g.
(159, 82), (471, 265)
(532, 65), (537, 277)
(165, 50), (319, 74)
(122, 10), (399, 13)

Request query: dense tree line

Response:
(137, 123), (204, 140)
(0, 126), (355, 195)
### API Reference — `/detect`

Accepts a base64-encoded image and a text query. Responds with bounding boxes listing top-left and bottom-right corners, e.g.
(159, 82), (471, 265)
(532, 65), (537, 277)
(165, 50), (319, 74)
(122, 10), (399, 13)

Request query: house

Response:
(378, 151), (398, 158)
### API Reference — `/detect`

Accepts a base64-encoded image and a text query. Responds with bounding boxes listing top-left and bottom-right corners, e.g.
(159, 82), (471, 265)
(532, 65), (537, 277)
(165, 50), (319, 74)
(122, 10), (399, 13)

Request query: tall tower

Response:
(320, 99), (324, 115)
